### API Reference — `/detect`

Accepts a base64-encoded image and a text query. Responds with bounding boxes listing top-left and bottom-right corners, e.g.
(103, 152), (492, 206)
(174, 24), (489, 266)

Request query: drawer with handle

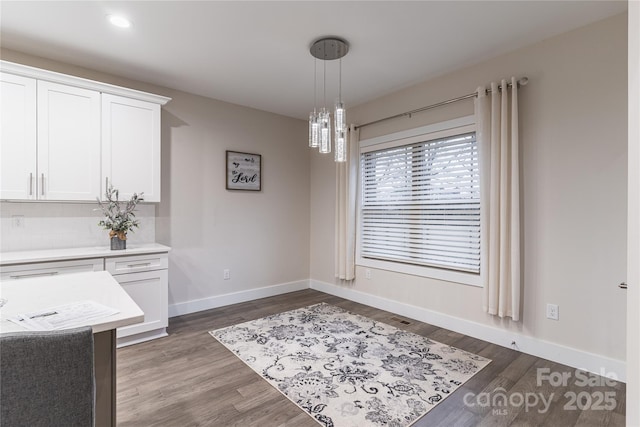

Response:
(0, 258), (104, 281)
(105, 253), (168, 275)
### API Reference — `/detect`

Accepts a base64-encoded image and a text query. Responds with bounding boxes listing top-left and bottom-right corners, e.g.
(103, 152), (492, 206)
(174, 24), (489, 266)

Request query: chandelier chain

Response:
(339, 57), (342, 101)
(323, 49), (327, 109)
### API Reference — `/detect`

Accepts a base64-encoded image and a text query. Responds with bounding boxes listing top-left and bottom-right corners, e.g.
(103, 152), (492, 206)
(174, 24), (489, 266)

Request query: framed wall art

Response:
(226, 151), (262, 191)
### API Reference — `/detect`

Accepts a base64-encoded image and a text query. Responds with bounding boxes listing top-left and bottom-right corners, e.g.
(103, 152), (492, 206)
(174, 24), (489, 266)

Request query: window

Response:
(358, 117), (481, 285)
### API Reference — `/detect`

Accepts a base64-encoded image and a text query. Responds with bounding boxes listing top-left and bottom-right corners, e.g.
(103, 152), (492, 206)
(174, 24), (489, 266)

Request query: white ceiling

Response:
(0, 1), (627, 119)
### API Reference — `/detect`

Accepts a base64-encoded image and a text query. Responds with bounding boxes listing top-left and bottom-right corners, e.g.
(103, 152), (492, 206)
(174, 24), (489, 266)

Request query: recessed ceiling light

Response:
(108, 15), (131, 28)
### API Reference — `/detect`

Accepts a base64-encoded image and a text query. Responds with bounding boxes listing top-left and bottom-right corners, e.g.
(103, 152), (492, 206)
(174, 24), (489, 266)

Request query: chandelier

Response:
(308, 37), (349, 162)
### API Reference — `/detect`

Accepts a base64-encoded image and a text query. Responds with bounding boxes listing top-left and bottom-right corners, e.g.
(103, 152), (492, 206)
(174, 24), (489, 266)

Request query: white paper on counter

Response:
(8, 300), (119, 331)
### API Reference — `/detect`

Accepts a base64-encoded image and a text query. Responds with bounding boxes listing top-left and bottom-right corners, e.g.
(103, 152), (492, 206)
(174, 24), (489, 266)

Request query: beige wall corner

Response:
(310, 13), (628, 367)
(627, 1), (639, 423)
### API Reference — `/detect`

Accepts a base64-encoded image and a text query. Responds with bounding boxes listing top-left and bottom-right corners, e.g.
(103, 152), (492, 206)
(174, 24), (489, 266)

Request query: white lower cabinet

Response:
(0, 246), (170, 347)
(105, 253), (169, 347)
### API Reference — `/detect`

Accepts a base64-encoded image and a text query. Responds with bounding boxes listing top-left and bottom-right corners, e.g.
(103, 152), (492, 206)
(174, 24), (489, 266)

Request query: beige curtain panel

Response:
(335, 125), (359, 281)
(476, 78), (522, 321)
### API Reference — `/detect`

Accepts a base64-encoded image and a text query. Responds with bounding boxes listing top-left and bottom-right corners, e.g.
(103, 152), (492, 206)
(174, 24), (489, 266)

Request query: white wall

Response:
(154, 82), (310, 312)
(0, 48), (311, 311)
(311, 13), (628, 367)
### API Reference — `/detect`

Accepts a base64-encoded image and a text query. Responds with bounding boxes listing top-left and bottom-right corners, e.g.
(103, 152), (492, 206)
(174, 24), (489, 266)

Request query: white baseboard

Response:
(117, 328), (168, 348)
(310, 279), (627, 383)
(168, 279), (309, 318)
(168, 278), (626, 382)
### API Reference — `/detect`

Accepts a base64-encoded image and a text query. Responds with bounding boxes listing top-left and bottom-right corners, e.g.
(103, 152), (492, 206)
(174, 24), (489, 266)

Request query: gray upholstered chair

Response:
(0, 326), (95, 426)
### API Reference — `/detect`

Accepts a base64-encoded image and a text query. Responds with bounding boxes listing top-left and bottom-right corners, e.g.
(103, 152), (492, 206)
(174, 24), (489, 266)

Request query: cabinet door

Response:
(0, 73), (37, 200)
(102, 94), (161, 202)
(113, 269), (168, 339)
(37, 81), (101, 200)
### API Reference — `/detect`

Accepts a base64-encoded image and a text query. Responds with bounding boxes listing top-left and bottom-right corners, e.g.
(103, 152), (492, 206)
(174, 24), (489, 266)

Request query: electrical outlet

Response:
(11, 215), (25, 228)
(546, 303), (559, 320)
(365, 269), (372, 280)
(223, 269), (230, 280)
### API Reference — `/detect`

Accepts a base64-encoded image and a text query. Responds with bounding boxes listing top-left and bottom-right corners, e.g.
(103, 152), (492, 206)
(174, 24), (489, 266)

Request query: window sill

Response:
(356, 257), (482, 287)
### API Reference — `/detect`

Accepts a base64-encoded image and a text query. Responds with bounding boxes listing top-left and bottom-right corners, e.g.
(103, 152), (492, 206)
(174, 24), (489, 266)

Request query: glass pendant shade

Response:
(319, 109), (331, 154)
(309, 112), (319, 148)
(308, 37), (349, 161)
(334, 128), (347, 162)
(334, 101), (346, 162)
(335, 102), (345, 133)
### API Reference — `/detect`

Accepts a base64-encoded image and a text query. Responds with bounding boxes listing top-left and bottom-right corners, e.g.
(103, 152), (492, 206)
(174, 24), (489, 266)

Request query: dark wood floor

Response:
(116, 290), (626, 426)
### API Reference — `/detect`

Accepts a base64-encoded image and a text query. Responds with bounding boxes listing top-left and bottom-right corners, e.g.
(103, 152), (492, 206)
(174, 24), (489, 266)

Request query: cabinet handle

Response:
(29, 173), (33, 196)
(127, 262), (151, 268)
(41, 173), (45, 196)
(105, 177), (109, 190)
(619, 282), (628, 289)
(9, 271), (59, 279)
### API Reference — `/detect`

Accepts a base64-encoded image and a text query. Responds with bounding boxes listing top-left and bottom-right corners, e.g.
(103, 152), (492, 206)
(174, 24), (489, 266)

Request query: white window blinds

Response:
(360, 132), (480, 273)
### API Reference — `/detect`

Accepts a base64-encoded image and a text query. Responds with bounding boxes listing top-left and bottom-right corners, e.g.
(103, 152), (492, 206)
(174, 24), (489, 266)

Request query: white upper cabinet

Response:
(37, 81), (101, 201)
(0, 61), (170, 202)
(102, 94), (161, 202)
(0, 73), (37, 200)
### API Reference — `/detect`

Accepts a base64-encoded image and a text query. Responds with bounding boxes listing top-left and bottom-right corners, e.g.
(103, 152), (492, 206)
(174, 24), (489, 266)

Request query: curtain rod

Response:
(354, 77), (529, 131)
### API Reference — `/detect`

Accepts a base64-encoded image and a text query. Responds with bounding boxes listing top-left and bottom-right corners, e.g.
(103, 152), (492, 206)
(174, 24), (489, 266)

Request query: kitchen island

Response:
(0, 270), (144, 427)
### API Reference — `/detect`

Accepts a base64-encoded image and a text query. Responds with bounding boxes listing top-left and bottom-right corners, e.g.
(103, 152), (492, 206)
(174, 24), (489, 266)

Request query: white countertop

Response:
(0, 271), (144, 334)
(0, 243), (171, 266)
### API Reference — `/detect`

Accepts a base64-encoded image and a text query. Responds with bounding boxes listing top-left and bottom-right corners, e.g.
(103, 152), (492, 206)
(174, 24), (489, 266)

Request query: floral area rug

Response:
(209, 303), (490, 427)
